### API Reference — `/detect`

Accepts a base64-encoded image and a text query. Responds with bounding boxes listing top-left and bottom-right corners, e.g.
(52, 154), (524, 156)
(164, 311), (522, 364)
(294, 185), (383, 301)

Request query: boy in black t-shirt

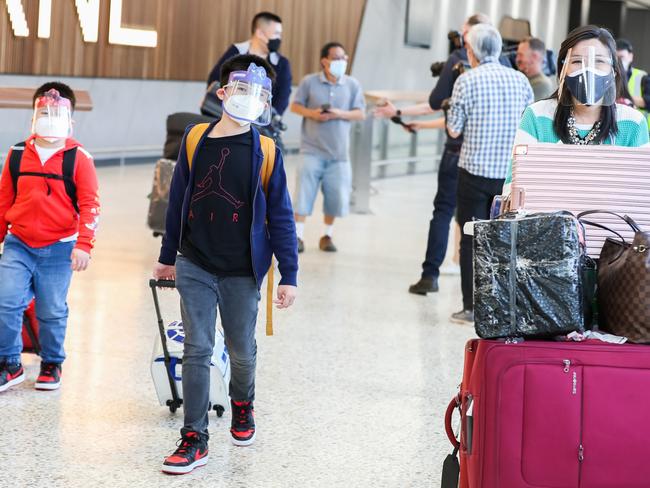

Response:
(153, 55), (298, 475)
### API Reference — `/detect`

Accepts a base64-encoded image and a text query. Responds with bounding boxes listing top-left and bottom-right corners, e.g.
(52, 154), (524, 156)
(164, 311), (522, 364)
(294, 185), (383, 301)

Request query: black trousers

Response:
(456, 168), (504, 311)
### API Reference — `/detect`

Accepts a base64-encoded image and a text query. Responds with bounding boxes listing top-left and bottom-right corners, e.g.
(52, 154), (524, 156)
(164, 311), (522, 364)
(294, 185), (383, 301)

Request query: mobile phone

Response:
(321, 103), (331, 113)
(390, 115), (415, 133)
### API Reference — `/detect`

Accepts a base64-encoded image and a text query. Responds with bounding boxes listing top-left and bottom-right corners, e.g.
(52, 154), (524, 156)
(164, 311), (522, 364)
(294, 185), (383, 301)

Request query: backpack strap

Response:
(8, 142), (26, 200)
(259, 135), (277, 194)
(62, 147), (79, 213)
(258, 135), (277, 336)
(8, 142), (79, 213)
(185, 123), (211, 170)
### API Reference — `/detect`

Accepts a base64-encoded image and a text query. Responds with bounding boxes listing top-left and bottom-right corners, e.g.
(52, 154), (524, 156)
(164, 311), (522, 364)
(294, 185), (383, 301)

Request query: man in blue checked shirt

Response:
(446, 23), (534, 325)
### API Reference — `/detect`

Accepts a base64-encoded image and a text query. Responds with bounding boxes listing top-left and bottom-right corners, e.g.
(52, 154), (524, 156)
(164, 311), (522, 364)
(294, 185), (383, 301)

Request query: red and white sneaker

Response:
(35, 363), (62, 390)
(0, 363), (25, 393)
(230, 400), (256, 446)
(162, 432), (209, 475)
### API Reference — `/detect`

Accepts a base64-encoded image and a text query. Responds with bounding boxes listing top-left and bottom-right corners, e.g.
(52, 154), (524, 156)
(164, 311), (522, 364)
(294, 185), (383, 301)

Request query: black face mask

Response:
(564, 69), (615, 105)
(267, 38), (281, 53)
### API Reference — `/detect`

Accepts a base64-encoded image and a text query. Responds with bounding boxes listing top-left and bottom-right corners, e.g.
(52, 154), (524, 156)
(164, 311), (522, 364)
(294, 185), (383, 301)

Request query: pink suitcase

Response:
(445, 338), (650, 488)
(510, 144), (650, 256)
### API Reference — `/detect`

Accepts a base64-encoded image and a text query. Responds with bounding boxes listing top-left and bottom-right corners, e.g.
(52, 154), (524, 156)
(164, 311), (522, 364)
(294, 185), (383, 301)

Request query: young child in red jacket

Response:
(0, 82), (100, 392)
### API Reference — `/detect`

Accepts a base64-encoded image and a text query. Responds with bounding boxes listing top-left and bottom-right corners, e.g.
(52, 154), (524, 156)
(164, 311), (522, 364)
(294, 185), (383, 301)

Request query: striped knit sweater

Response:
(503, 99), (650, 194)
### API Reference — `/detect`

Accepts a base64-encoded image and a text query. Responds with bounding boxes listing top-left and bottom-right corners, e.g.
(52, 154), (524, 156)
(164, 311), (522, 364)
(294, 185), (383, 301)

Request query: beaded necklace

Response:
(567, 108), (602, 145)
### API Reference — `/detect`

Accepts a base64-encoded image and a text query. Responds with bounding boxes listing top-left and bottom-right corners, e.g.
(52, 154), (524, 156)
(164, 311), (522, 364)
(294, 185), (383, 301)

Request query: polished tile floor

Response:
(0, 157), (474, 487)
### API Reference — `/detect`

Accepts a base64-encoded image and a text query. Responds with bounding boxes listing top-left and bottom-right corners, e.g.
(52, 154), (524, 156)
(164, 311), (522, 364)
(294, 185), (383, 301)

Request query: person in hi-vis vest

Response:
(617, 38), (650, 131)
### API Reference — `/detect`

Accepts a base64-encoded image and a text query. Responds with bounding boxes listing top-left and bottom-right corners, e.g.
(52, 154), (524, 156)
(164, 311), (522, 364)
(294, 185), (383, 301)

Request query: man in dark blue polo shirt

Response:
(207, 12), (292, 116)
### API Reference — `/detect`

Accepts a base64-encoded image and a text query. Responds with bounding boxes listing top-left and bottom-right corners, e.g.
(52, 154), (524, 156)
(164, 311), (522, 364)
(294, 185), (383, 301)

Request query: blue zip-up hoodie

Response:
(159, 122), (298, 288)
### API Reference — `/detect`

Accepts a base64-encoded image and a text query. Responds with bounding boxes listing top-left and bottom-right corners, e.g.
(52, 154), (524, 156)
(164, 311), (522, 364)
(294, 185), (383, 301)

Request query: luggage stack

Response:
(442, 144), (650, 488)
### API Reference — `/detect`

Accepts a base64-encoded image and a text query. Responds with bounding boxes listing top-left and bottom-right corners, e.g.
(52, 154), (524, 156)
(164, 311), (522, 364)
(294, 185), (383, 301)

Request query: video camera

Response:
(430, 30), (465, 77)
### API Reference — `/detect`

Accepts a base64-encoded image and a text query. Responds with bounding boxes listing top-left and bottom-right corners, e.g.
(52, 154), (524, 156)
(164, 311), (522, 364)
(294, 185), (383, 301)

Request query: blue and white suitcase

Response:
(149, 279), (230, 417)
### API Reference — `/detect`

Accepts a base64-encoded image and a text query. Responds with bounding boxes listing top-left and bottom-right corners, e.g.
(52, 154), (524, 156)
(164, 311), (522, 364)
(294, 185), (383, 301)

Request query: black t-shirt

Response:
(181, 130), (254, 276)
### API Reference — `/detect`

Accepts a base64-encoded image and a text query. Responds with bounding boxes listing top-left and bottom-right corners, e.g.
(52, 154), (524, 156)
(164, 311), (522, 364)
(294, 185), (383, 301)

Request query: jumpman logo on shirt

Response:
(191, 147), (245, 209)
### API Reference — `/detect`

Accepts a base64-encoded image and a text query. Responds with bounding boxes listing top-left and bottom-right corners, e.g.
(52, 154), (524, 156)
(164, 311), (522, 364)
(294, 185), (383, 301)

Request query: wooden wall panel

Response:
(0, 0), (367, 82)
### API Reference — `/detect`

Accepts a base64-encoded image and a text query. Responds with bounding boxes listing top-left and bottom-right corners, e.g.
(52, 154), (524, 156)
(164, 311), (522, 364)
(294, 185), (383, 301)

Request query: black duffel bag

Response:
(473, 211), (594, 339)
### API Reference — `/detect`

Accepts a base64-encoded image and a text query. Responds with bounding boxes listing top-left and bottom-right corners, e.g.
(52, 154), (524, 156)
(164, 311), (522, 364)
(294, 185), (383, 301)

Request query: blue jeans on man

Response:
(0, 234), (74, 364)
(409, 145), (460, 294)
(175, 255), (260, 437)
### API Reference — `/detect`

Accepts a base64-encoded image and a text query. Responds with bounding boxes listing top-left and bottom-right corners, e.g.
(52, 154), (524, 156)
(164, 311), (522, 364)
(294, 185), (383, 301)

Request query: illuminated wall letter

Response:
(108, 0), (157, 48)
(38, 0), (52, 38)
(4, 0), (29, 37)
(75, 0), (100, 43)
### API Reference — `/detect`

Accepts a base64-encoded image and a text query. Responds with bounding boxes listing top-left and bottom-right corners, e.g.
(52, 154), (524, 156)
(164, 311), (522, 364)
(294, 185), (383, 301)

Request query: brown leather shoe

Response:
(319, 235), (337, 252)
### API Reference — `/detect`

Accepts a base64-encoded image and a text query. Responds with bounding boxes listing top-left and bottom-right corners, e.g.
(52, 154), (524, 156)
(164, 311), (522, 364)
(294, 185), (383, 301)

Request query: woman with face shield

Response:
(502, 25), (649, 194)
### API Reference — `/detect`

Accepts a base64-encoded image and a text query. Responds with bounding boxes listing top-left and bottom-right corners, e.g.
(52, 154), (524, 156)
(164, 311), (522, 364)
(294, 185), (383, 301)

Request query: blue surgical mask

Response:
(329, 60), (347, 79)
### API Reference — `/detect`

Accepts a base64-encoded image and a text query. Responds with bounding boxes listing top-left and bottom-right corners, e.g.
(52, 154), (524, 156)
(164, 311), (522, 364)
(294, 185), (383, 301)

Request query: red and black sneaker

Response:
(0, 363), (25, 393)
(35, 363), (62, 390)
(230, 400), (256, 446)
(162, 432), (209, 475)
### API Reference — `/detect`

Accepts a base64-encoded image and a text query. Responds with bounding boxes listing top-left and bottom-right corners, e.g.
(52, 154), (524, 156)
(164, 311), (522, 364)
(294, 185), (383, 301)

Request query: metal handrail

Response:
(350, 92), (445, 213)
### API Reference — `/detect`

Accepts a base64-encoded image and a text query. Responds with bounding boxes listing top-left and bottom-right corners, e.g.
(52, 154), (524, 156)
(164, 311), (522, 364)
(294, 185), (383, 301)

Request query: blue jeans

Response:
(421, 146), (460, 279)
(0, 234), (74, 364)
(175, 256), (260, 437)
(294, 153), (352, 217)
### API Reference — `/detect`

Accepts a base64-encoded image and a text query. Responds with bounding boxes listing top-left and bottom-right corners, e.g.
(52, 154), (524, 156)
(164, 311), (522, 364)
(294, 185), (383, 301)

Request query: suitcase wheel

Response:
(214, 405), (225, 417)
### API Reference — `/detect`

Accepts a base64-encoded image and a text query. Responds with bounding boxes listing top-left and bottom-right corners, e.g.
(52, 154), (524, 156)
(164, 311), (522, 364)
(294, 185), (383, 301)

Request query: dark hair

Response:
(33, 81), (76, 110)
(615, 38), (633, 53)
(320, 42), (345, 59)
(523, 36), (546, 54)
(552, 25), (623, 144)
(219, 54), (276, 88)
(251, 12), (282, 34)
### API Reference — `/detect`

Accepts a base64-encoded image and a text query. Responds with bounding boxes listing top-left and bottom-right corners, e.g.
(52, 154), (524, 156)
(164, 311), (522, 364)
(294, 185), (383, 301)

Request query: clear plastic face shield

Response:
(31, 89), (73, 141)
(559, 46), (616, 106)
(222, 63), (273, 126)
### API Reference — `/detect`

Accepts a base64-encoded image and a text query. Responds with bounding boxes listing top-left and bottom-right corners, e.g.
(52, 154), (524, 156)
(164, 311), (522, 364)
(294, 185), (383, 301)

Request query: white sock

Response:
(324, 225), (334, 237)
(296, 222), (305, 240)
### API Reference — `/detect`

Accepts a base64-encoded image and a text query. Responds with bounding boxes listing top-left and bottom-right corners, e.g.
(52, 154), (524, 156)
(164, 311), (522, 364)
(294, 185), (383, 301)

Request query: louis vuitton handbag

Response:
(579, 211), (650, 343)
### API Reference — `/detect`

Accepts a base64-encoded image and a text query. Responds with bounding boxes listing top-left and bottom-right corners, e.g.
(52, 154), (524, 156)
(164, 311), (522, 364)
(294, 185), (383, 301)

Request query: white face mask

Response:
(33, 115), (70, 141)
(329, 60), (347, 79)
(223, 95), (265, 124)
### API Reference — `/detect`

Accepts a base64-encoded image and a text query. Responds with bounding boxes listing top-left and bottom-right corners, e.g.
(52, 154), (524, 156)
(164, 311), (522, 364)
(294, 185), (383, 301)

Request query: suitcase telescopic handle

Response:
(149, 279), (176, 289)
(445, 396), (461, 449)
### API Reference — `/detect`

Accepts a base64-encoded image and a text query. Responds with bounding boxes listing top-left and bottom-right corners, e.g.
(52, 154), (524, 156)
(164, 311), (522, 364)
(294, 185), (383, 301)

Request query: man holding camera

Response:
(374, 13), (490, 295)
(290, 42), (366, 253)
